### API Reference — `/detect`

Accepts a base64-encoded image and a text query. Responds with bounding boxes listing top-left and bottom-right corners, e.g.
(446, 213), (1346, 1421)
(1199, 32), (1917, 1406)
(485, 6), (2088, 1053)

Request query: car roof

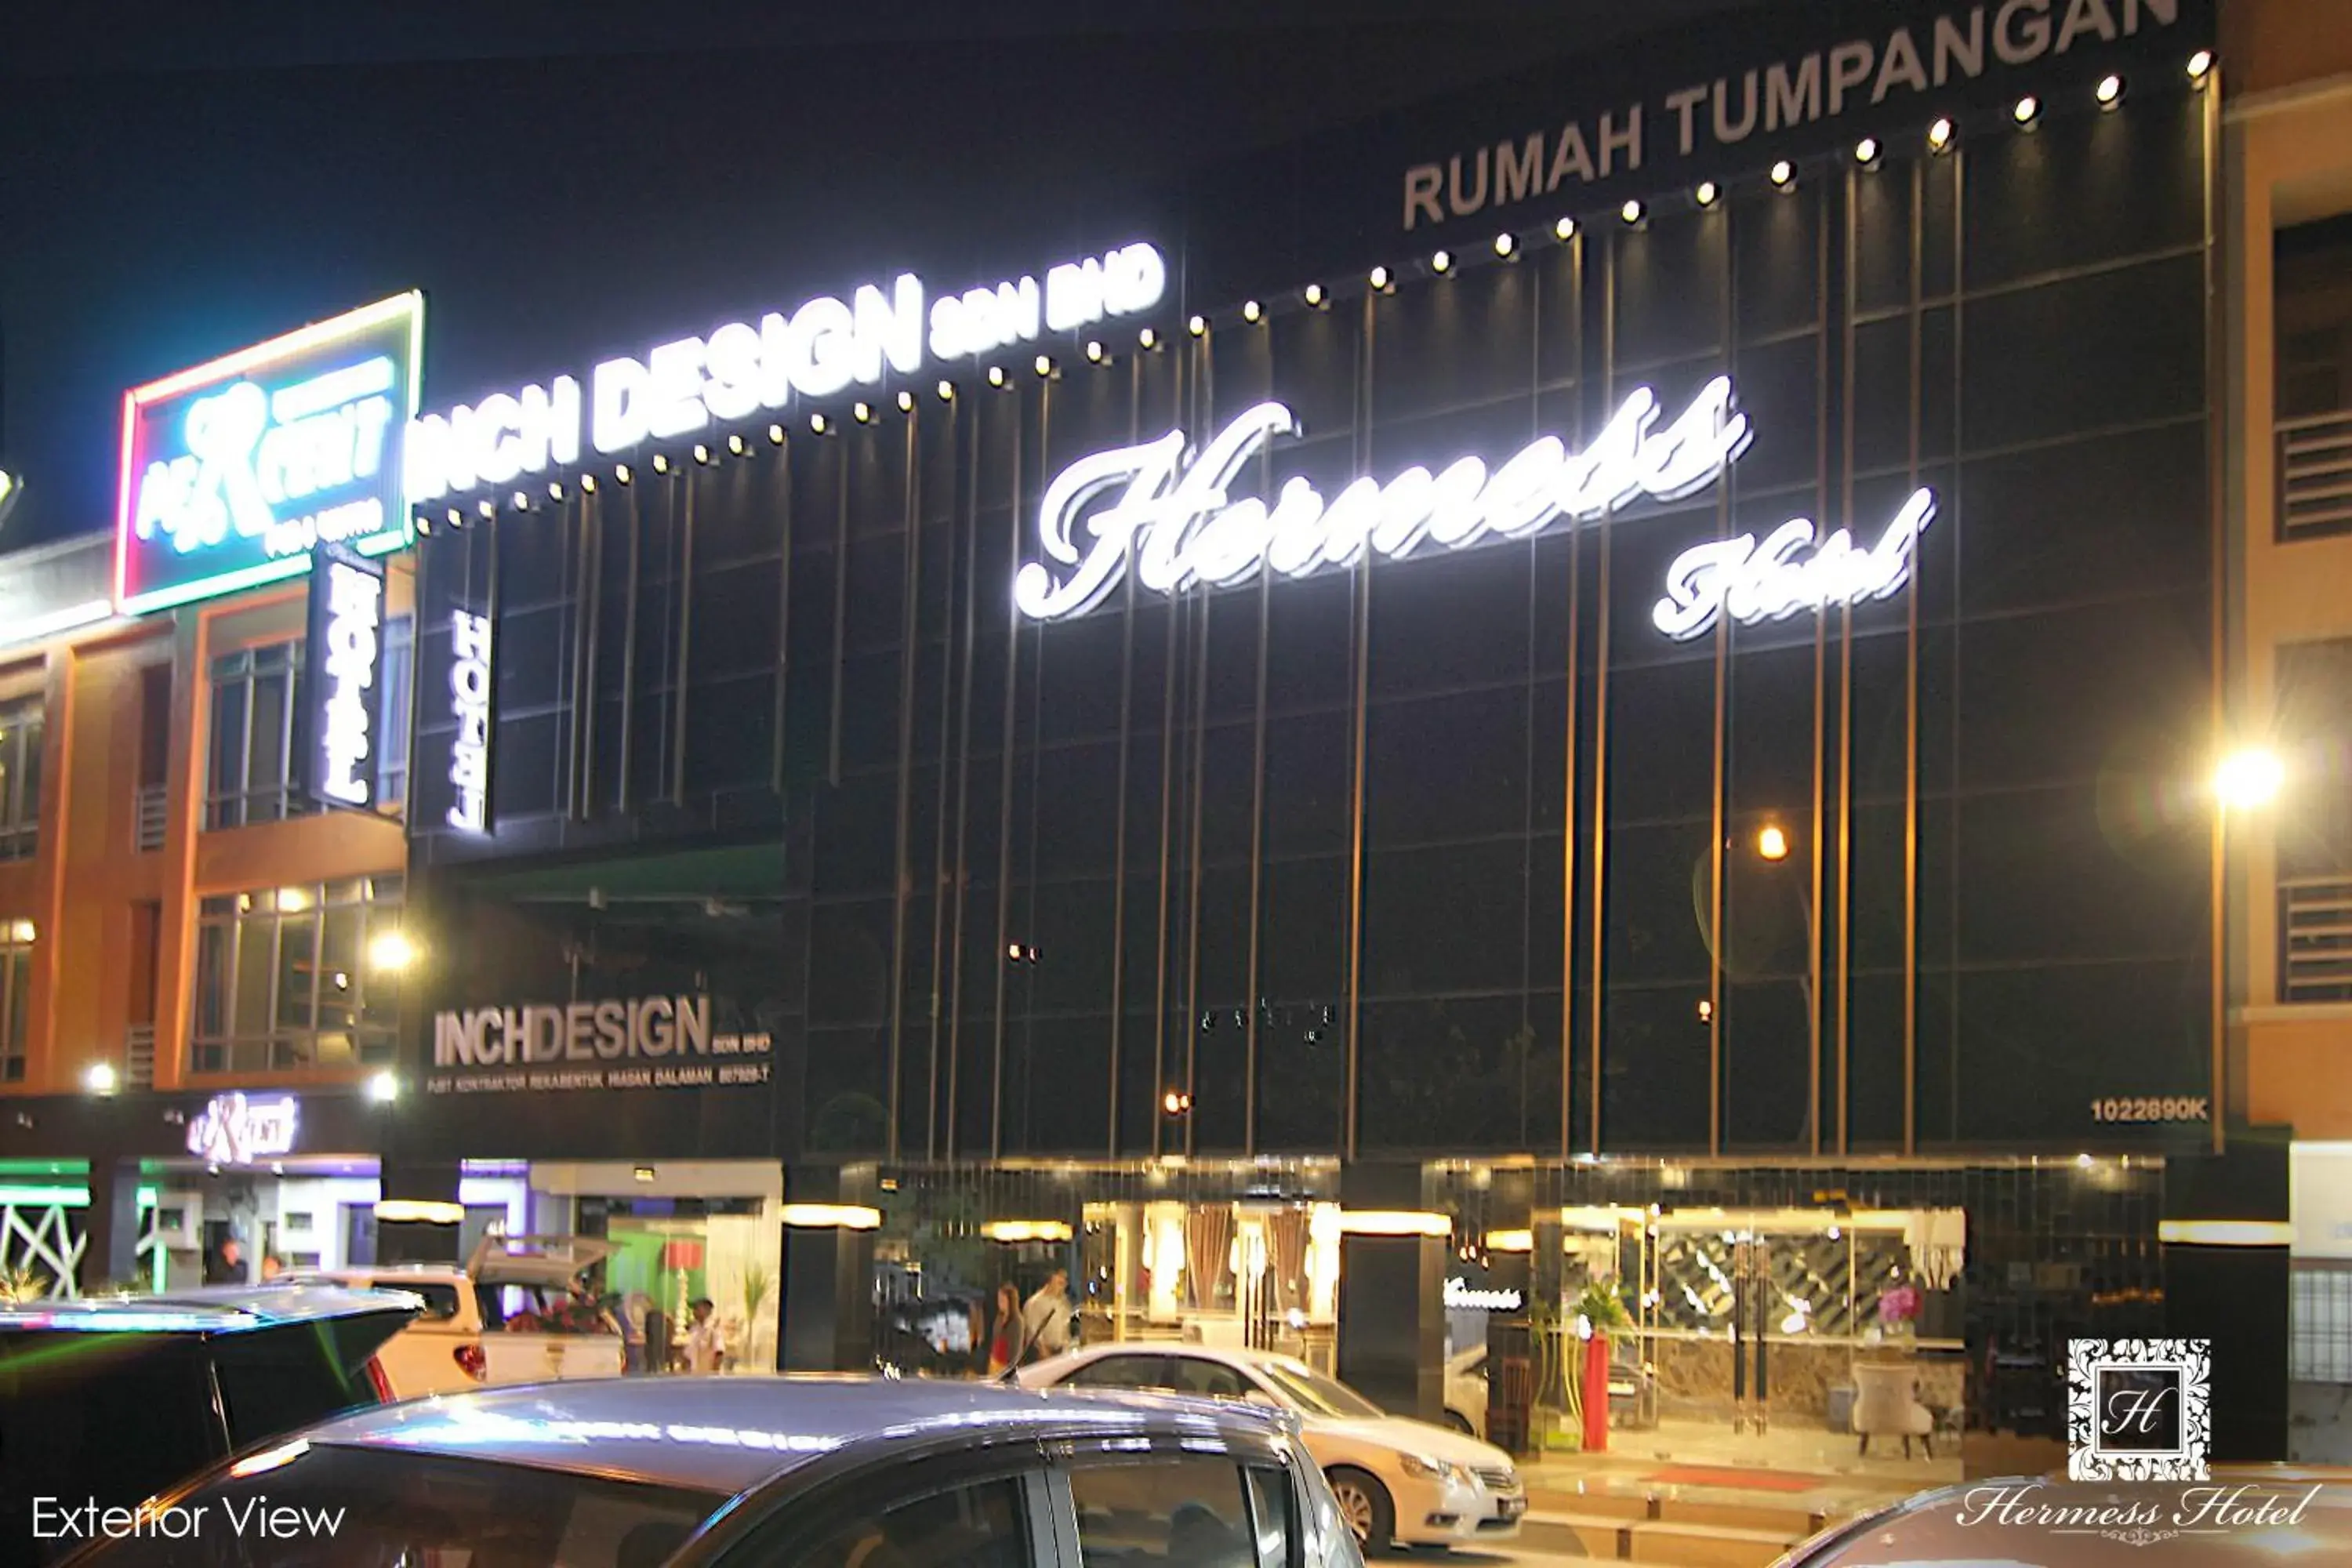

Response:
(0, 1284), (417, 1334)
(300, 1374), (1294, 1495)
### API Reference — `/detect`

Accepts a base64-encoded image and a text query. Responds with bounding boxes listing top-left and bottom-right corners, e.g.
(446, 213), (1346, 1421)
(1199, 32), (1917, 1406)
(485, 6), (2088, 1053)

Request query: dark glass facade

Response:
(403, 77), (2216, 1171)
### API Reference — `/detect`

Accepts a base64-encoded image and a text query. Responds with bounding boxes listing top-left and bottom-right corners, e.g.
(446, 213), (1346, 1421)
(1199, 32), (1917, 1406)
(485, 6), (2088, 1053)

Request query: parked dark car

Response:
(0, 1286), (416, 1568)
(61, 1374), (1367, 1568)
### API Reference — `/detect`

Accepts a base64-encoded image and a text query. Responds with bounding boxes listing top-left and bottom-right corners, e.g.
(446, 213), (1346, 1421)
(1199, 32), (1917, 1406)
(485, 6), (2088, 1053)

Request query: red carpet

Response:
(1646, 1465), (1820, 1493)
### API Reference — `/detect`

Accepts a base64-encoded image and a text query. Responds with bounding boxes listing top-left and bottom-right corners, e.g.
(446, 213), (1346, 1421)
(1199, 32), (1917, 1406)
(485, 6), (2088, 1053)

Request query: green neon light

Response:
(0, 1185), (89, 1207)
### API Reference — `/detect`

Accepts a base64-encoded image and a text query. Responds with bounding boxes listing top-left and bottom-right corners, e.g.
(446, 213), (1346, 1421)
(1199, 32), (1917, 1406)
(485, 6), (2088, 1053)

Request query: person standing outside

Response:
(684, 1296), (729, 1374)
(1018, 1269), (1073, 1366)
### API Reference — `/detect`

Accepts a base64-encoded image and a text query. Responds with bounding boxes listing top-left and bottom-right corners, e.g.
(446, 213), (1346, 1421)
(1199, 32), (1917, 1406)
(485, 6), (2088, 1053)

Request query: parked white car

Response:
(1018, 1342), (1523, 1551)
(281, 1234), (624, 1398)
(1443, 1345), (1488, 1436)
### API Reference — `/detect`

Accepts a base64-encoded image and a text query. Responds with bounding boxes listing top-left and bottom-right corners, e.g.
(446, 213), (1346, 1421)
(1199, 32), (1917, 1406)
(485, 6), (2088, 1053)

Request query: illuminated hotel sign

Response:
(446, 608), (494, 832)
(406, 242), (1166, 503)
(187, 1091), (301, 1165)
(1014, 376), (1936, 641)
(302, 546), (387, 808)
(116, 293), (423, 615)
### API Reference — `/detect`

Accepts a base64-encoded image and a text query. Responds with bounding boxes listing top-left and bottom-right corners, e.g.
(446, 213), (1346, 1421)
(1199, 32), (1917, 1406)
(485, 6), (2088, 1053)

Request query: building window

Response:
(2277, 216), (2352, 540)
(0, 920), (32, 1082)
(191, 877), (405, 1074)
(0, 699), (43, 861)
(206, 621), (412, 829)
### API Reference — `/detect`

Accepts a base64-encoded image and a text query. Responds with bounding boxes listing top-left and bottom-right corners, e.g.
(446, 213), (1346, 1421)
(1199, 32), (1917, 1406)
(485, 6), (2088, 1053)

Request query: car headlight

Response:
(1398, 1454), (1459, 1483)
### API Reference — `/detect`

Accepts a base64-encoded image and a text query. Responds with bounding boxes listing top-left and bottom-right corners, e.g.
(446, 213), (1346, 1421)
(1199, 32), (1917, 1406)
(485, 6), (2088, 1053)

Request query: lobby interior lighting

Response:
(1085, 339), (1105, 362)
(548, 481), (566, 500)
(82, 1062), (118, 1097)
(2013, 94), (2040, 126)
(366, 930), (416, 972)
(1242, 299), (1262, 322)
(768, 423), (786, 444)
(1928, 117), (1955, 153)
(477, 498), (496, 518)
(810, 412), (829, 434)
(652, 453), (671, 474)
(727, 434), (746, 455)
(936, 379), (956, 401)
(375, 1199), (462, 1225)
(2216, 747), (2285, 809)
(1769, 159), (1795, 188)
(511, 489), (531, 510)
(897, 390), (916, 413)
(1161, 1089), (1192, 1115)
(365, 1071), (399, 1104)
(692, 443), (712, 463)
(987, 365), (1008, 387)
(781, 1203), (882, 1230)
(1187, 314), (1207, 336)
(1621, 198), (1645, 225)
(2158, 1219), (2292, 1247)
(615, 463), (633, 485)
(853, 401), (873, 423)
(1369, 265), (1392, 290)
(1855, 136), (1881, 165)
(1485, 1228), (1534, 1254)
(445, 507), (463, 527)
(1756, 823), (1791, 862)
(633, 1165), (657, 1182)
(2187, 49), (2213, 82)
(1338, 1210), (1450, 1238)
(1694, 180), (1719, 207)
(982, 1219), (1074, 1243)
(1492, 231), (1515, 258)
(1139, 325), (1161, 348)
(1302, 283), (1326, 308)
(580, 474), (597, 494)
(2096, 73), (2125, 107)
(1034, 354), (1054, 376)
(1431, 249), (1452, 274)
(1554, 216), (1577, 240)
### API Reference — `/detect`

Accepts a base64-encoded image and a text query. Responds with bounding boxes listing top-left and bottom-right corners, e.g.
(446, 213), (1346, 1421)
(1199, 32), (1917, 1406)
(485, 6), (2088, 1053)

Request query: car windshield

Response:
(84, 1443), (728, 1568)
(1255, 1359), (1385, 1420)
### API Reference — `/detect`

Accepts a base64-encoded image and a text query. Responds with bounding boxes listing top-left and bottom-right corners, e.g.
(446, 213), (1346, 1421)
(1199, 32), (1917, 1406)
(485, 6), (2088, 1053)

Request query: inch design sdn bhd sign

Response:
(426, 993), (773, 1094)
(302, 545), (387, 809)
(1391, 0), (2200, 231)
(116, 293), (423, 615)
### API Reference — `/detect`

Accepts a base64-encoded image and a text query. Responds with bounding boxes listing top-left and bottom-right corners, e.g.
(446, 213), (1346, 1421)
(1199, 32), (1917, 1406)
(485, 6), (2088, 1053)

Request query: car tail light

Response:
(454, 1343), (488, 1381)
(363, 1357), (395, 1403)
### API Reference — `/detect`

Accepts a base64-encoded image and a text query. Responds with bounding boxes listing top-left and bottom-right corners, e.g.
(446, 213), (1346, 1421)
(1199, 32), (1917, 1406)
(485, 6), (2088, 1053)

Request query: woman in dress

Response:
(985, 1282), (1021, 1377)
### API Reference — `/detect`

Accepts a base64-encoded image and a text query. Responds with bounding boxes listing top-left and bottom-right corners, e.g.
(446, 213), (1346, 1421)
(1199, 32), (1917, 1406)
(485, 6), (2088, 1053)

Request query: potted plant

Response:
(0, 1265), (50, 1304)
(1573, 1280), (1632, 1454)
(740, 1261), (775, 1369)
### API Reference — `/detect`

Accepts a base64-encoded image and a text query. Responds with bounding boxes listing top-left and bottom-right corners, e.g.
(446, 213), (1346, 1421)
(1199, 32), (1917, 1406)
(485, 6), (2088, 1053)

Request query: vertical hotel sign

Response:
(302, 543), (387, 809)
(115, 293), (423, 615)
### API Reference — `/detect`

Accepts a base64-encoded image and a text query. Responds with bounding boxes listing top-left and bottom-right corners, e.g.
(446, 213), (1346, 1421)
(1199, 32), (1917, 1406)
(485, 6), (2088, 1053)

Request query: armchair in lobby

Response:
(1853, 1361), (1936, 1457)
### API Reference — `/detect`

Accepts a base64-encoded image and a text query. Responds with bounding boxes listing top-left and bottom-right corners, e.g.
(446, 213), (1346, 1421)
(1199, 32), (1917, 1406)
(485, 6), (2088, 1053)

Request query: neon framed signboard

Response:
(115, 292), (424, 616)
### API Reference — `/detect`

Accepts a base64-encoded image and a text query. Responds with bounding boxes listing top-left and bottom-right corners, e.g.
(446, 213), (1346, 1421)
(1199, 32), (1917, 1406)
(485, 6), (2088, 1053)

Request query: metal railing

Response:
(124, 1024), (155, 1090)
(2280, 411), (2352, 540)
(2281, 876), (2352, 1004)
(2294, 1260), (2352, 1384)
(133, 783), (167, 852)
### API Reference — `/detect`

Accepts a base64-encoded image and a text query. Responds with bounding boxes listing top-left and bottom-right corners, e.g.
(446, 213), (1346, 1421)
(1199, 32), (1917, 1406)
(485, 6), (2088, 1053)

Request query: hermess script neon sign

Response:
(1012, 376), (1935, 640)
(116, 294), (423, 615)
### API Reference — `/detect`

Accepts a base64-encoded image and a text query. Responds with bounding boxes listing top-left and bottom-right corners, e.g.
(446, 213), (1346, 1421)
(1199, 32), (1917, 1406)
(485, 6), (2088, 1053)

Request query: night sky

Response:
(0, 0), (1766, 553)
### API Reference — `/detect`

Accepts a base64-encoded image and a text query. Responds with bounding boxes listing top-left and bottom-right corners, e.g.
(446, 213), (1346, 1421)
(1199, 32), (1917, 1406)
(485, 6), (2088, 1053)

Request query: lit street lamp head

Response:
(2216, 748), (2285, 810)
(1755, 823), (1791, 862)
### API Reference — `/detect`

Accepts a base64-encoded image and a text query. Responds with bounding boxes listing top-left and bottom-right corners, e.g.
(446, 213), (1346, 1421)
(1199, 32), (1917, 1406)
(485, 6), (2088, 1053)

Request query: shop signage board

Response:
(300, 543), (387, 809)
(1396, 0), (2196, 232)
(426, 993), (773, 1093)
(186, 1092), (301, 1165)
(116, 293), (423, 615)
(405, 242), (1166, 503)
(1444, 1279), (1524, 1311)
(445, 607), (493, 832)
(1014, 375), (1936, 641)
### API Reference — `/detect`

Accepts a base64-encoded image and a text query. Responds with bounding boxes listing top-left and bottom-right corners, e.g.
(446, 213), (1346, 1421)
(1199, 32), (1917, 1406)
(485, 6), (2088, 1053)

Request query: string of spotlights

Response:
(417, 47), (2214, 537)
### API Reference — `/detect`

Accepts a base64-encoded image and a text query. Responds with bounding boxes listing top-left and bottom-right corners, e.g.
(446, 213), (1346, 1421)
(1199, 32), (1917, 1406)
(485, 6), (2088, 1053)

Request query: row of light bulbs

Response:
(426, 50), (2217, 530)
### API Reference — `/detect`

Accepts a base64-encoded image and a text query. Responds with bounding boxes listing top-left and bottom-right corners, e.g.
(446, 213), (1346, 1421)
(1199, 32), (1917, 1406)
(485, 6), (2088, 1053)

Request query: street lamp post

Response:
(2212, 748), (2285, 1156)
